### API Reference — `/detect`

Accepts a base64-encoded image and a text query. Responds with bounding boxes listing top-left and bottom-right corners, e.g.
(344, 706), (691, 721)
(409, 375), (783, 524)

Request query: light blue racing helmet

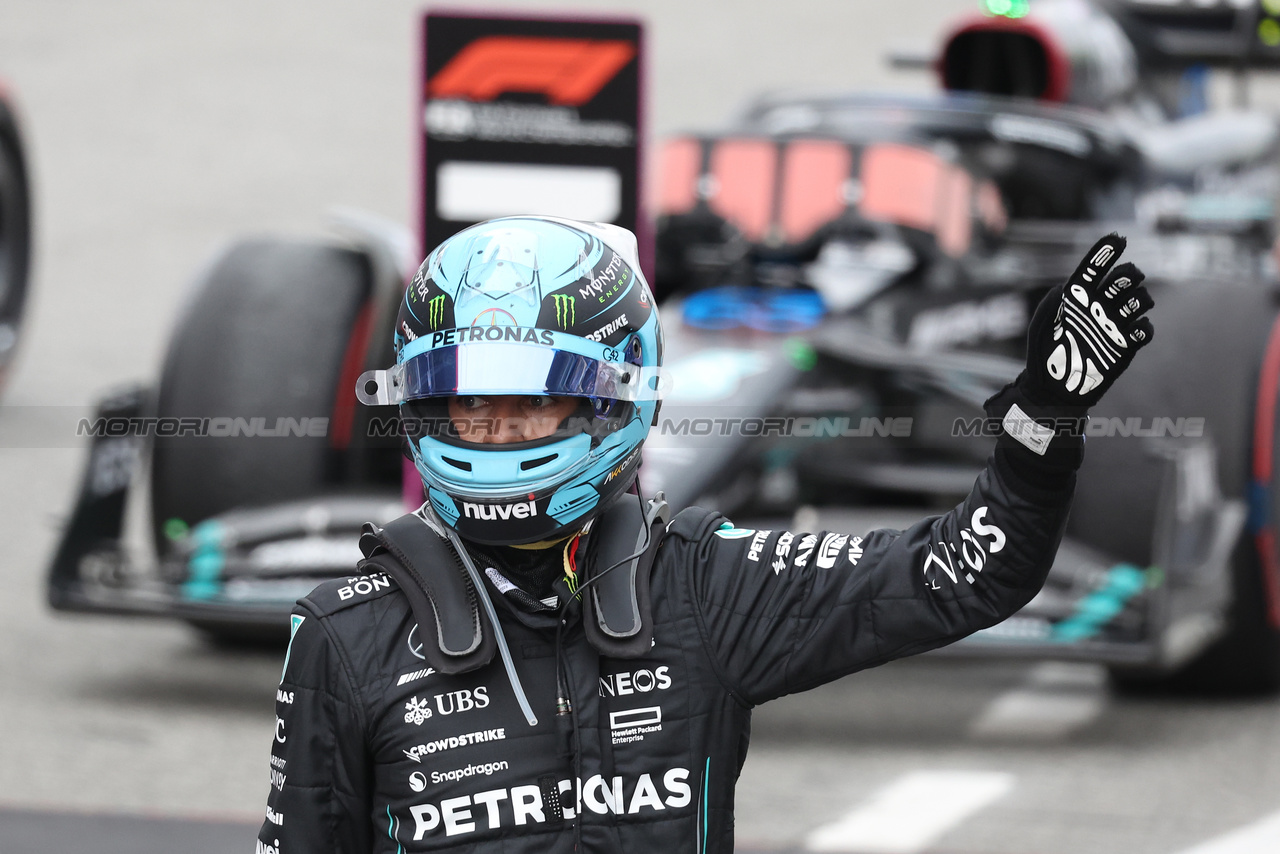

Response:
(357, 216), (663, 545)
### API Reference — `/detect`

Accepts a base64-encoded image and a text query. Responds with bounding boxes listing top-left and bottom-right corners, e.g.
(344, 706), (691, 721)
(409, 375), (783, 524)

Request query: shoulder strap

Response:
(358, 514), (496, 675)
(663, 505), (725, 543)
(581, 492), (672, 659)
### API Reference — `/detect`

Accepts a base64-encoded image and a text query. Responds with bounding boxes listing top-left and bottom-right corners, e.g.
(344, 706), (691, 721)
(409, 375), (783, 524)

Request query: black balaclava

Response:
(468, 539), (569, 602)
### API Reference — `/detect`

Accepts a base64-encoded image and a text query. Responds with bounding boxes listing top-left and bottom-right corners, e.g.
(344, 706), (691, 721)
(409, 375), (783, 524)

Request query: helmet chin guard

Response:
(359, 216), (663, 545)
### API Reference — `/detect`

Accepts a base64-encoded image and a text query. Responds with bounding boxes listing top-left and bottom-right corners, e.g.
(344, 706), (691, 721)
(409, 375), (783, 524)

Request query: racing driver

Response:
(257, 216), (1153, 853)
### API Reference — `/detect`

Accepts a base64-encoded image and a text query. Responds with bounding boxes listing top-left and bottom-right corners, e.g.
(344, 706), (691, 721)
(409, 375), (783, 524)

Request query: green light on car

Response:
(784, 338), (817, 371)
(1260, 18), (1280, 48)
(984, 0), (1030, 18)
(163, 517), (189, 541)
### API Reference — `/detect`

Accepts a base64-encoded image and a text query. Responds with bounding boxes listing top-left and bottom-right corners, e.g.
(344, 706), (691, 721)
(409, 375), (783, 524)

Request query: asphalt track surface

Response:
(4, 2), (1280, 853)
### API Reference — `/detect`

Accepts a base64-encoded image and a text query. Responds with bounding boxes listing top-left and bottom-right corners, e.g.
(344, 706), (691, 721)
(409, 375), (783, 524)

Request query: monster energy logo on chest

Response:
(553, 294), (576, 328)
(428, 295), (446, 329)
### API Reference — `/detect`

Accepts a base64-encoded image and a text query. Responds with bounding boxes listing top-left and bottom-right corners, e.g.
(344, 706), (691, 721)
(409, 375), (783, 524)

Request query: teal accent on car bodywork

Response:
(1051, 563), (1148, 642)
(181, 520), (226, 600)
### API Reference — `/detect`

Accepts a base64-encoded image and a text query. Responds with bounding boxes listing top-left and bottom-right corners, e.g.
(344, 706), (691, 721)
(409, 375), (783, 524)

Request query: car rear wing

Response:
(1101, 0), (1280, 70)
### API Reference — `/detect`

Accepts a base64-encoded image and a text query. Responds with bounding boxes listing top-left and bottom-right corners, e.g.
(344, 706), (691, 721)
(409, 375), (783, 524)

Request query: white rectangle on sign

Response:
(609, 706), (662, 730)
(437, 161), (621, 223)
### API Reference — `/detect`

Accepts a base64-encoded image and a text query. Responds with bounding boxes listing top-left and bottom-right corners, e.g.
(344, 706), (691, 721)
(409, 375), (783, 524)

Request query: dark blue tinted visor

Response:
(356, 342), (660, 406)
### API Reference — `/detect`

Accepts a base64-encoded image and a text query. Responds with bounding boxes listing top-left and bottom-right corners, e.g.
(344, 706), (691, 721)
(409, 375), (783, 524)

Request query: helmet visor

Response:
(356, 341), (660, 406)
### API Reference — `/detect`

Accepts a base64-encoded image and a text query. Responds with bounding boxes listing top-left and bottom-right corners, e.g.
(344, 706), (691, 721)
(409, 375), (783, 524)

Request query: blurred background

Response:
(4, 1), (1280, 852)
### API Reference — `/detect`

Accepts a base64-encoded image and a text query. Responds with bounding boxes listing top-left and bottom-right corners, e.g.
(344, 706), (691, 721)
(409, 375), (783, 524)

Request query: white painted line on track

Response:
(1174, 810), (1280, 854)
(968, 662), (1107, 740)
(803, 770), (1014, 853)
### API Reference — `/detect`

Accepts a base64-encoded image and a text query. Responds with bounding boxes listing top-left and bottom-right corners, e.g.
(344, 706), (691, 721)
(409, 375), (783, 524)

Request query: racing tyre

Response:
(1173, 542), (1280, 694)
(1070, 282), (1280, 694)
(0, 92), (32, 393)
(150, 239), (370, 637)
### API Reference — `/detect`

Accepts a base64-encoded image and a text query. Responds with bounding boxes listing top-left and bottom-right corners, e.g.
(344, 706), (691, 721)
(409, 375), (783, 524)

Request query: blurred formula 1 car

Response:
(44, 1), (1280, 695)
(0, 83), (31, 394)
(646, 0), (1280, 694)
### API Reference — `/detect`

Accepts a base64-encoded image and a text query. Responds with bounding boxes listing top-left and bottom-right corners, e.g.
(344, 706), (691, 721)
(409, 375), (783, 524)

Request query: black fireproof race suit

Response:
(257, 441), (1073, 854)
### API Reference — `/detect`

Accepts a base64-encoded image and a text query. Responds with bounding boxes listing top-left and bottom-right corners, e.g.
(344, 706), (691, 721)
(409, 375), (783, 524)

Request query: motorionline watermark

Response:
(373, 413), (1208, 441)
(370, 415), (621, 439)
(377, 416), (917, 440)
(76, 416), (330, 438)
(366, 415), (916, 440)
(71, 414), (1208, 443)
(79, 414), (590, 440)
(952, 415), (1206, 439)
(656, 416), (914, 438)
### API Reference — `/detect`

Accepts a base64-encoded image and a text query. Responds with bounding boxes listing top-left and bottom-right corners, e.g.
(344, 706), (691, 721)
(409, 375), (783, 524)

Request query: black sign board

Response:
(419, 12), (644, 260)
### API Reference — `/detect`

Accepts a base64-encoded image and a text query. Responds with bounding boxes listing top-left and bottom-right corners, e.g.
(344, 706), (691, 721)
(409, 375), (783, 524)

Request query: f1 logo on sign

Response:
(429, 36), (636, 106)
(420, 12), (644, 259)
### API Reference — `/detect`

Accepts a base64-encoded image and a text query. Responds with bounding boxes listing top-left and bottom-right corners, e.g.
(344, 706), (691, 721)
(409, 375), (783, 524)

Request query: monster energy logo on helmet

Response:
(428, 295), (446, 330)
(553, 294), (576, 329)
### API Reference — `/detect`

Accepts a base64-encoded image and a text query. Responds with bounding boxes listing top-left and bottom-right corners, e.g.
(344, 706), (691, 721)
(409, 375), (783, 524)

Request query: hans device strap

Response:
(358, 515), (497, 675)
(582, 493), (672, 658)
(359, 494), (696, 666)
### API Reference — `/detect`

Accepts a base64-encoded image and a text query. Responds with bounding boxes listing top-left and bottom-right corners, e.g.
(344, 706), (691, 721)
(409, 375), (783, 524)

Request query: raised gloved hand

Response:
(1022, 233), (1154, 408)
(986, 233), (1155, 466)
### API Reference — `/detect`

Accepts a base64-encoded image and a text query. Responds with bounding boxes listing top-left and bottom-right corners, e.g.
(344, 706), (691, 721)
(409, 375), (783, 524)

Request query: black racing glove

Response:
(1022, 233), (1154, 408)
(985, 233), (1155, 490)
